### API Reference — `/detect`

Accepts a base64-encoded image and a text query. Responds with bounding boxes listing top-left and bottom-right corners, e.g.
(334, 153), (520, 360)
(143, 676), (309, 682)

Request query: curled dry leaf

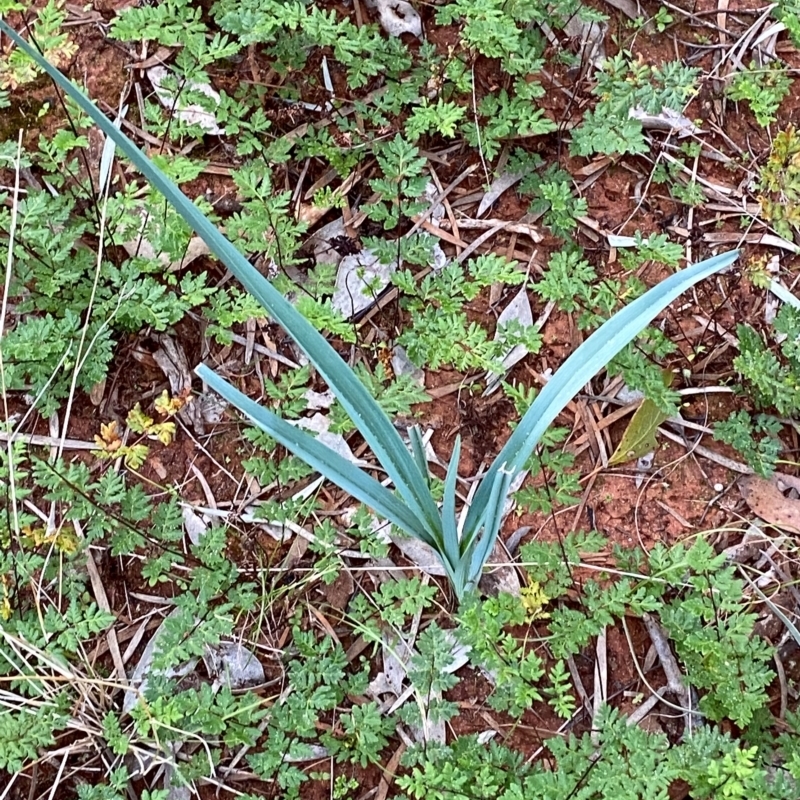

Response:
(332, 250), (398, 318)
(721, 524), (774, 564)
(197, 392), (228, 425)
(484, 287), (534, 394)
(380, 630), (413, 697)
(739, 474), (800, 534)
(392, 345), (425, 387)
(478, 540), (521, 597)
(629, 106), (700, 137)
(163, 762), (191, 800)
(303, 388), (336, 410)
(389, 532), (447, 576)
(293, 412), (366, 465)
(308, 217), (348, 269)
(367, 0), (422, 38)
(322, 568), (354, 610)
(423, 182), (446, 227)
(284, 745), (330, 762)
(123, 608), (198, 713)
(152, 334), (206, 432)
(202, 641), (265, 690)
(375, 629), (470, 745)
(410, 634), (469, 744)
(182, 506), (208, 546)
(340, 505), (392, 547)
(147, 65), (225, 134)
(120, 204), (211, 270)
(89, 378), (106, 406)
(477, 171), (527, 218)
(563, 15), (607, 69)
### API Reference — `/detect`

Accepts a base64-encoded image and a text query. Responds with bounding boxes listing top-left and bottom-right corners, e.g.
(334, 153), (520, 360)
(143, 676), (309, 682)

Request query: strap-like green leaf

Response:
(465, 466), (514, 591)
(197, 365), (432, 544)
(0, 19), (443, 541)
(408, 425), (431, 487)
(440, 435), (462, 568)
(464, 249), (739, 534)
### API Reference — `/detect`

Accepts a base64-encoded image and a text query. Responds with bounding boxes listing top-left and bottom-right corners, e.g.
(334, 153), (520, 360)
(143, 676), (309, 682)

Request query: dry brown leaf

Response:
(478, 541), (521, 597)
(89, 378), (106, 406)
(128, 45), (174, 70)
(738, 474), (800, 534)
(322, 569), (355, 610)
(152, 335), (205, 432)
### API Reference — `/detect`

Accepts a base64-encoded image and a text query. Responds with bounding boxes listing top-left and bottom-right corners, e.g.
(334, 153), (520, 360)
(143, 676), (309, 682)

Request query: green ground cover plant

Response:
(726, 61), (793, 128)
(5, 19), (737, 600)
(4, 1), (800, 798)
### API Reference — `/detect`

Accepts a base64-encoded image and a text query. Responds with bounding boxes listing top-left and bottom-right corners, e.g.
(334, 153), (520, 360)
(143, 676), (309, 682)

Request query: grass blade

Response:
(198, 365), (432, 544)
(0, 18), (443, 542)
(441, 435), (462, 570)
(465, 466), (514, 591)
(464, 249), (739, 533)
(408, 425), (430, 487)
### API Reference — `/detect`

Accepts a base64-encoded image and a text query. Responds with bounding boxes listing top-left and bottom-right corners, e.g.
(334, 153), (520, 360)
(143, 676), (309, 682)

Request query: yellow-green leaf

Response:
(609, 397), (670, 465)
(123, 444), (150, 470)
(127, 403), (155, 435)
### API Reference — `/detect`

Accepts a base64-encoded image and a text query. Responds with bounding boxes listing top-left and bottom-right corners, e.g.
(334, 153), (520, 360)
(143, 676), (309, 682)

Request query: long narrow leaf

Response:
(440, 435), (462, 569)
(198, 365), (432, 544)
(465, 466), (514, 591)
(0, 19), (443, 542)
(408, 425), (431, 487)
(464, 249), (739, 533)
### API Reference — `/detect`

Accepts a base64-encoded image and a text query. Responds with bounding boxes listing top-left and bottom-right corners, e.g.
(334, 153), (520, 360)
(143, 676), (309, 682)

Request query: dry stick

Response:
(226, 331), (300, 369)
(452, 217), (544, 242)
(654, 499), (693, 528)
(566, 655), (593, 712)
(0, 132), (24, 539)
(684, 148), (701, 263)
(568, 397), (640, 449)
(428, 163), (463, 257)
(0, 430), (96, 450)
(579, 399), (608, 465)
(658, 423), (752, 474)
(455, 221), (509, 264)
(100, 98), (176, 151)
(0, 772), (19, 800)
(640, 613), (698, 730)
(620, 616), (697, 722)
(718, 0), (730, 46)
(375, 741), (407, 800)
(419, 219), (468, 247)
(405, 162), (480, 237)
(45, 750), (70, 800)
(721, 4), (778, 74)
(774, 649), (789, 720)
(591, 627), (608, 744)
